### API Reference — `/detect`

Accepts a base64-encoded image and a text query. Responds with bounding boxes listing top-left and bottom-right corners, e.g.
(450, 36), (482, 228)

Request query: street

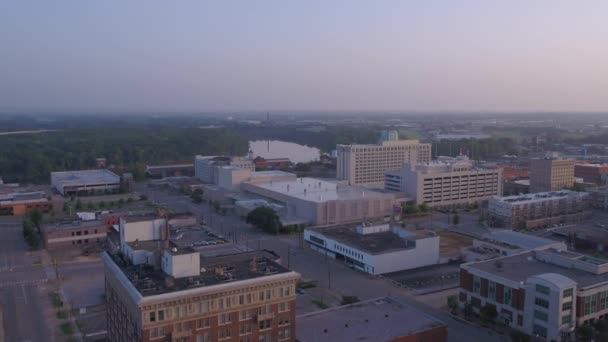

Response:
(0, 218), (51, 342)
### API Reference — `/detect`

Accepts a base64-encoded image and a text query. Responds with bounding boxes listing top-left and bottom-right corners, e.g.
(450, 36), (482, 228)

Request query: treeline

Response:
(432, 137), (518, 159)
(0, 127), (247, 184)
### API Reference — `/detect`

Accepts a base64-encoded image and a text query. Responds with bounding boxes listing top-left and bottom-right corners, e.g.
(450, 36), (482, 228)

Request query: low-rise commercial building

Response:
(194, 155), (254, 184)
(486, 190), (590, 229)
(460, 248), (608, 341)
(574, 163), (608, 184)
(464, 230), (566, 262)
(145, 164), (194, 179)
(384, 156), (502, 208)
(51, 169), (121, 196)
(297, 297), (447, 342)
(242, 173), (395, 226)
(0, 191), (49, 216)
(42, 220), (110, 250)
(103, 212), (300, 342)
(304, 223), (439, 275)
(337, 131), (431, 186)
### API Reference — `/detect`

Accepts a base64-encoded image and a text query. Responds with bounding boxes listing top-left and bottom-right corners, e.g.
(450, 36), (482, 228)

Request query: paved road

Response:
(0, 218), (50, 342)
(136, 183), (504, 342)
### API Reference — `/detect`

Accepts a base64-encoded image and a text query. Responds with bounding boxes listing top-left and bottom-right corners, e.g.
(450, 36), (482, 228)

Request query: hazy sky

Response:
(1, 1), (608, 113)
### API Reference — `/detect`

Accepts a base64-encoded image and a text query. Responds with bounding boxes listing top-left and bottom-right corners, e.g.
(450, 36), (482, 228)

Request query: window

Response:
(535, 297), (549, 309)
(473, 276), (481, 294)
(532, 324), (547, 338)
(239, 323), (252, 336)
(601, 291), (608, 311)
(563, 288), (573, 298)
(278, 302), (289, 312)
(562, 302), (572, 311)
(534, 310), (548, 322)
(503, 286), (512, 306)
(219, 313), (232, 325)
(158, 310), (164, 321)
(150, 326), (165, 339)
(196, 318), (210, 329)
(278, 327), (291, 340)
(535, 284), (550, 295)
(562, 315), (572, 325)
(488, 281), (496, 301)
(149, 311), (156, 322)
(259, 319), (272, 330)
(218, 327), (232, 340)
(239, 310), (252, 321)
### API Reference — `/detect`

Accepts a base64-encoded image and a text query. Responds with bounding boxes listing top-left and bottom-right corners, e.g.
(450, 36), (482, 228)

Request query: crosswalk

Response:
(0, 278), (48, 289)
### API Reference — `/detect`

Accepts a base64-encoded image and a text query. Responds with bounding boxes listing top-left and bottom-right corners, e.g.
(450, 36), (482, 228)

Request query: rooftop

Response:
(491, 190), (587, 205)
(248, 177), (391, 203)
(480, 230), (560, 251)
(42, 219), (107, 233)
(107, 250), (292, 297)
(296, 297), (445, 342)
(465, 249), (608, 288)
(51, 169), (120, 186)
(307, 224), (435, 255)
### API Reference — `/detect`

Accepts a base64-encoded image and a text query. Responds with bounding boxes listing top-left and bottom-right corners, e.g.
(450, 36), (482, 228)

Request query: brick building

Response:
(0, 191), (50, 216)
(574, 163), (608, 184)
(42, 220), (110, 249)
(103, 216), (300, 342)
(460, 248), (608, 341)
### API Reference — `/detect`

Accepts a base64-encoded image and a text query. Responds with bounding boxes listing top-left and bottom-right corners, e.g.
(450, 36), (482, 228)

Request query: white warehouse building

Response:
(304, 223), (440, 275)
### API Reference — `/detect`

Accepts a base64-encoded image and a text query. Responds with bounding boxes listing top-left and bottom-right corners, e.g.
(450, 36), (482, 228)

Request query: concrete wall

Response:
(162, 251), (200, 278)
(371, 236), (440, 274)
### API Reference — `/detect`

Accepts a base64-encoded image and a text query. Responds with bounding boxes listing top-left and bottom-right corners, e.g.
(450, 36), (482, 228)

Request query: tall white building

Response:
(385, 156), (502, 207)
(337, 135), (431, 186)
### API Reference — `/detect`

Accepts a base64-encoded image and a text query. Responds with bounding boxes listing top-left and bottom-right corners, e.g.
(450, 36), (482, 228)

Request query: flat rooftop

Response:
(249, 177), (391, 203)
(51, 169), (120, 186)
(297, 297), (445, 342)
(248, 170), (295, 178)
(42, 220), (107, 233)
(108, 250), (291, 297)
(308, 225), (434, 255)
(480, 230), (560, 250)
(465, 250), (608, 288)
(491, 190), (586, 204)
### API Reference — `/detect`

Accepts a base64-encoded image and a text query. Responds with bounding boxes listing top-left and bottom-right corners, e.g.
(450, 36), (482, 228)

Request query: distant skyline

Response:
(1, 1), (608, 113)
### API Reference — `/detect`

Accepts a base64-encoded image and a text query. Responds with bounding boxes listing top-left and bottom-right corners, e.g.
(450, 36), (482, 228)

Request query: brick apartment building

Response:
(574, 163), (608, 184)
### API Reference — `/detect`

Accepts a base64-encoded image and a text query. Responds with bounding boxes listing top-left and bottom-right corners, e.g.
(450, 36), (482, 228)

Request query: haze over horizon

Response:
(1, 1), (608, 113)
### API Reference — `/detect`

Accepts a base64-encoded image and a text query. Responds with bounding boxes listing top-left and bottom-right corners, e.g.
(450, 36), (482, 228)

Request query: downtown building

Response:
(529, 158), (575, 193)
(103, 215), (300, 342)
(194, 156), (255, 184)
(384, 156), (502, 208)
(51, 169), (121, 196)
(336, 131), (431, 186)
(460, 248), (608, 341)
(486, 190), (590, 229)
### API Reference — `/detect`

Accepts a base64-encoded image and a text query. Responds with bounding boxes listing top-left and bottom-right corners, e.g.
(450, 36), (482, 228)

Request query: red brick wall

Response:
(459, 269), (473, 291)
(480, 278), (488, 298)
(496, 283), (504, 304)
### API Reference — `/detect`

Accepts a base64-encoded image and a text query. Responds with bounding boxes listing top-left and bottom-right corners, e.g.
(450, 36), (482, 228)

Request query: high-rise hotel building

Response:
(337, 131), (431, 186)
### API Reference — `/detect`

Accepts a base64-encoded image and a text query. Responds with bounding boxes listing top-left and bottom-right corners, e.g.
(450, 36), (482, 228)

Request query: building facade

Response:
(42, 220), (110, 249)
(241, 174), (395, 226)
(103, 218), (300, 342)
(304, 223), (439, 275)
(574, 164), (608, 184)
(0, 191), (49, 216)
(337, 138), (431, 186)
(195, 156), (255, 184)
(51, 169), (121, 196)
(384, 156), (502, 208)
(529, 159), (575, 193)
(486, 190), (590, 229)
(460, 248), (608, 341)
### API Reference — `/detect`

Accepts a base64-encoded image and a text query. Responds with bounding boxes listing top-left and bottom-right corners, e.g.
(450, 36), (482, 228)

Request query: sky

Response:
(1, 1), (608, 113)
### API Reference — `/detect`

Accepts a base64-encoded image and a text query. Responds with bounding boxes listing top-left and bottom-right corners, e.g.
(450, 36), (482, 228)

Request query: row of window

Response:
(145, 292), (292, 323)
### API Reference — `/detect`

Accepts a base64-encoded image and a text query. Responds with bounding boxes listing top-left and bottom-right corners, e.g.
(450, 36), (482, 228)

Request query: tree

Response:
(28, 209), (43, 232)
(402, 203), (419, 216)
(75, 199), (83, 210)
(86, 202), (95, 210)
(447, 295), (458, 313)
(479, 303), (497, 324)
(576, 325), (595, 342)
(191, 189), (203, 204)
(418, 203), (430, 213)
(246, 206), (283, 234)
(452, 213), (460, 225)
(212, 200), (221, 212)
(99, 200), (106, 208)
(139, 194), (148, 201)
